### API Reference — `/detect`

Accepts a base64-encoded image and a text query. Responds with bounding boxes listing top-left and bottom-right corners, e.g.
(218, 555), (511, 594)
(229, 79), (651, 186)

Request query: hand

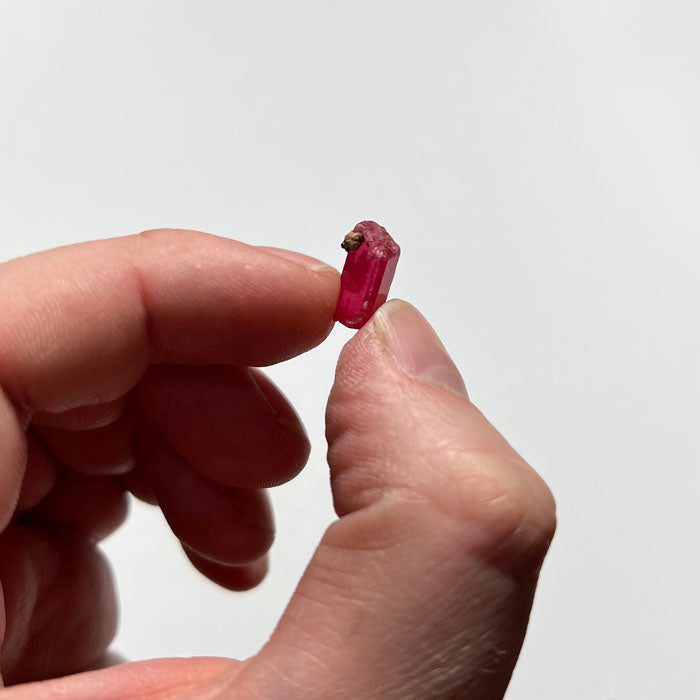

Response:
(0, 229), (555, 699)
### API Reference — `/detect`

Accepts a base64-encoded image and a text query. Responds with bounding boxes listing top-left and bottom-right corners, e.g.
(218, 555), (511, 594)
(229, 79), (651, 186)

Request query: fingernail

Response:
(258, 246), (339, 274)
(373, 300), (469, 397)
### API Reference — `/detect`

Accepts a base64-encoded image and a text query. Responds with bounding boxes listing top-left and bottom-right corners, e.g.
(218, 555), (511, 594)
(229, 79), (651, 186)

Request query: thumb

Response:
(240, 300), (556, 699)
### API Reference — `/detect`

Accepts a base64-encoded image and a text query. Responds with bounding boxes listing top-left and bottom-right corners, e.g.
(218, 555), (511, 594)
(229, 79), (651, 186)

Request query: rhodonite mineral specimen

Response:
(333, 220), (400, 329)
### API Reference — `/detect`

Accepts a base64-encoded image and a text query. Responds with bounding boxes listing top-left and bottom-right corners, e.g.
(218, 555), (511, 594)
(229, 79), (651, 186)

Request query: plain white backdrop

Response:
(1, 2), (698, 698)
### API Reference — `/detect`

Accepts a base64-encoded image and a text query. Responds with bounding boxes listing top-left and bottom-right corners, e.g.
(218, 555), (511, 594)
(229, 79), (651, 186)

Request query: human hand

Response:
(0, 229), (555, 699)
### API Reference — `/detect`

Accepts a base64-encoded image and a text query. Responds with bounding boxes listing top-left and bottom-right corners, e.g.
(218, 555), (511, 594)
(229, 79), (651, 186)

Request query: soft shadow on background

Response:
(1, 2), (698, 698)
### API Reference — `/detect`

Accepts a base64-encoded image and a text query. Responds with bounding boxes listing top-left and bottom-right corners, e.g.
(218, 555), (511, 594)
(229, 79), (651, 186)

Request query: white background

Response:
(1, 2), (698, 698)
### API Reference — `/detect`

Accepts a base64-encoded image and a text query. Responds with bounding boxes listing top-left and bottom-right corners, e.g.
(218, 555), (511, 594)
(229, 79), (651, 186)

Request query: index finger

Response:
(0, 228), (339, 414)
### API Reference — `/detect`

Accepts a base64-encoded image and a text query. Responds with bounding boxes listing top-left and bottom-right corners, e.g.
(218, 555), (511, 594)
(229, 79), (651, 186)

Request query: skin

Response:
(0, 229), (556, 699)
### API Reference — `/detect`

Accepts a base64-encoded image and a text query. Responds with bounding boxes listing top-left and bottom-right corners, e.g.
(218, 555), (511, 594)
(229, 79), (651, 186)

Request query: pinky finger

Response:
(183, 545), (268, 591)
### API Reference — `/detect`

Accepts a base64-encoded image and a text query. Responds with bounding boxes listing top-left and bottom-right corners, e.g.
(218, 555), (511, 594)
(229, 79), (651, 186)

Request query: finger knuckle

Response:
(444, 452), (557, 571)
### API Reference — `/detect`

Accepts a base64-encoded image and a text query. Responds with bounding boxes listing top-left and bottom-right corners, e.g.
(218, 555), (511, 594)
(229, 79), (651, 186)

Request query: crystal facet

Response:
(333, 221), (400, 329)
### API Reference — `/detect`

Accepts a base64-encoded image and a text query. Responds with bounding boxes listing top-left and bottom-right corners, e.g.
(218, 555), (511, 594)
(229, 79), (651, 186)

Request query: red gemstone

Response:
(333, 221), (401, 329)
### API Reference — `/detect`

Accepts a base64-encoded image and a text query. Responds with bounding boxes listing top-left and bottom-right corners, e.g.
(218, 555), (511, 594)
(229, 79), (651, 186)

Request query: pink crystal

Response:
(333, 220), (401, 329)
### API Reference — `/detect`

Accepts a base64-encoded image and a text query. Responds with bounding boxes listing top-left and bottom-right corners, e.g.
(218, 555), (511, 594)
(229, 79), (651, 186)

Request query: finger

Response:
(27, 469), (129, 542)
(0, 229), (338, 530)
(119, 461), (158, 505)
(35, 409), (136, 476)
(138, 431), (274, 565)
(183, 546), (269, 591)
(0, 229), (339, 415)
(0, 390), (25, 529)
(0, 657), (241, 699)
(0, 525), (117, 685)
(16, 432), (56, 512)
(31, 397), (128, 431)
(138, 365), (309, 488)
(239, 300), (556, 699)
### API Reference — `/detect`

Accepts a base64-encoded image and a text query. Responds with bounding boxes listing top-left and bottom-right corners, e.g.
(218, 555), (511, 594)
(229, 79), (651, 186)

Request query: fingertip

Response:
(119, 462), (158, 505)
(138, 365), (310, 488)
(138, 431), (275, 565)
(183, 546), (269, 591)
(16, 432), (57, 511)
(372, 299), (468, 398)
(0, 388), (27, 530)
(28, 470), (130, 541)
